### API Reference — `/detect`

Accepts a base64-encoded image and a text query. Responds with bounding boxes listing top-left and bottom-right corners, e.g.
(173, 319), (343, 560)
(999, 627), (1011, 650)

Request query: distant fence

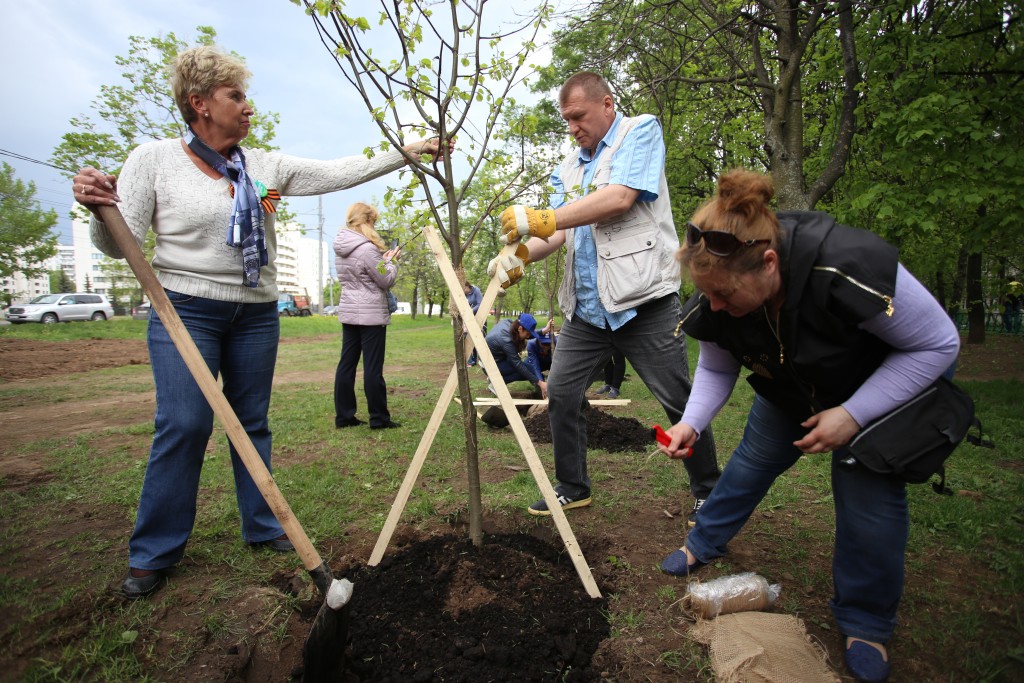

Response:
(955, 311), (1022, 335)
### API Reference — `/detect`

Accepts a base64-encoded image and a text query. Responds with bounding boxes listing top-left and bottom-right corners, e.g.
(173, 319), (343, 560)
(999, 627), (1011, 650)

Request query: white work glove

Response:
(487, 243), (531, 289)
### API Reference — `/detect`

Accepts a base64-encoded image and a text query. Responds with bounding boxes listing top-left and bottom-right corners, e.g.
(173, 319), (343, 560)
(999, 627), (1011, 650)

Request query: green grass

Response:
(1, 315), (1022, 681)
(1, 317), (149, 341)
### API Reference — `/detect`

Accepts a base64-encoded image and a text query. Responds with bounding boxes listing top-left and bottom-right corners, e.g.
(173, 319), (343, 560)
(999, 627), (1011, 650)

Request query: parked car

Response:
(131, 305), (152, 320)
(321, 305), (339, 316)
(4, 293), (115, 324)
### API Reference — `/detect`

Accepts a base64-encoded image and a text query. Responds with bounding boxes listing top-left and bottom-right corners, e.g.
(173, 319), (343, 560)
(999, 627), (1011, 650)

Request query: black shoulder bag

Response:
(841, 376), (994, 495)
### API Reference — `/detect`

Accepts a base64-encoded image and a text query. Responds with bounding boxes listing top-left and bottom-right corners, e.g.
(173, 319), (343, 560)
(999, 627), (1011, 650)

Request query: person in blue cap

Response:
(484, 313), (548, 398)
(526, 320), (557, 387)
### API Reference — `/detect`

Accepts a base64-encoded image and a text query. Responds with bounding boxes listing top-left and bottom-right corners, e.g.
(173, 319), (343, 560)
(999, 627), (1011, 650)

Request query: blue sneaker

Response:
(844, 639), (890, 682)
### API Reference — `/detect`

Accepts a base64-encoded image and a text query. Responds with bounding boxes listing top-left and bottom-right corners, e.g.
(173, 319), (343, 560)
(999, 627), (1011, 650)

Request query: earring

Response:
(204, 112), (209, 118)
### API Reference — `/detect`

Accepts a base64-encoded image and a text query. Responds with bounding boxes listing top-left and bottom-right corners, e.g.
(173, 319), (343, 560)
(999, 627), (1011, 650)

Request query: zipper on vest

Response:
(674, 294), (705, 337)
(813, 266), (894, 316)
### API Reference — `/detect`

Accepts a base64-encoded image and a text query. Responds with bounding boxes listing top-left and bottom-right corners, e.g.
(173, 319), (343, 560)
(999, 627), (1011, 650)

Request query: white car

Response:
(5, 293), (115, 324)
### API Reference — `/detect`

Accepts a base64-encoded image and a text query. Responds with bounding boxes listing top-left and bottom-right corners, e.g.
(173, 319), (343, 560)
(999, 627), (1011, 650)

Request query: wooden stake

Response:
(368, 227), (601, 599)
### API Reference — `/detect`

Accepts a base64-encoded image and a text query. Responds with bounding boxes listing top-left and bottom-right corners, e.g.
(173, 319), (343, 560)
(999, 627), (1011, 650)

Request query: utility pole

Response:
(317, 195), (324, 313)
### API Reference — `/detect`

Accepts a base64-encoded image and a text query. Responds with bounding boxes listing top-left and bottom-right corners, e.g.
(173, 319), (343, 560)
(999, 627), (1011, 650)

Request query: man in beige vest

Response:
(489, 71), (720, 520)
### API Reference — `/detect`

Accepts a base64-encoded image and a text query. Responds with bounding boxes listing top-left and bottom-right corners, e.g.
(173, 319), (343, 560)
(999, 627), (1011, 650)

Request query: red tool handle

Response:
(652, 424), (693, 458)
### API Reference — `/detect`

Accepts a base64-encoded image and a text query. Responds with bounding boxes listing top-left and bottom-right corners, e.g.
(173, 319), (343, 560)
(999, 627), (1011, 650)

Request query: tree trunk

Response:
(935, 270), (952, 320)
(451, 320), (483, 546)
(966, 251), (985, 344)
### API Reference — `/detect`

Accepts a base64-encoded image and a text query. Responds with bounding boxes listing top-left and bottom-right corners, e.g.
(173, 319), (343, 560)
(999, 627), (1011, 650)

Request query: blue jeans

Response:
(546, 294), (720, 500)
(334, 324), (391, 427)
(129, 292), (283, 570)
(684, 394), (909, 643)
(495, 358), (538, 387)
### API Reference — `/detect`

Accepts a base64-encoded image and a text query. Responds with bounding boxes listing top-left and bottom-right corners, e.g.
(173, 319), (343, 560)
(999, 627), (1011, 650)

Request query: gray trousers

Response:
(546, 294), (720, 500)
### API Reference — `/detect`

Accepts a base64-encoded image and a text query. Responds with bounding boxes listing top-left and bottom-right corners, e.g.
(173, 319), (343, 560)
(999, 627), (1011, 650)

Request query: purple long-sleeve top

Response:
(681, 264), (960, 434)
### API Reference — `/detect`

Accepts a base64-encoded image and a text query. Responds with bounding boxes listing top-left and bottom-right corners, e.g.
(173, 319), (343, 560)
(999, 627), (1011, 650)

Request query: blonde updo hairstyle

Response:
(345, 202), (387, 252)
(678, 168), (782, 279)
(171, 46), (252, 124)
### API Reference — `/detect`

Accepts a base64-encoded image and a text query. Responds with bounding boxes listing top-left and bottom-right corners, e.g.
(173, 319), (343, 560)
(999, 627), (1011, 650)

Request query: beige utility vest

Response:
(556, 114), (682, 319)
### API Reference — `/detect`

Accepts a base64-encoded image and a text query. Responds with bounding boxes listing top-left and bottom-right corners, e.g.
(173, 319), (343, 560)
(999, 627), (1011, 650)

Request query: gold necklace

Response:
(764, 306), (784, 366)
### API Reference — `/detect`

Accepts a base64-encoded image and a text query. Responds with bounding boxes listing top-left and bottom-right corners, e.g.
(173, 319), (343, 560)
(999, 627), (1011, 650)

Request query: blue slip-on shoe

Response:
(844, 639), (890, 682)
(660, 548), (705, 576)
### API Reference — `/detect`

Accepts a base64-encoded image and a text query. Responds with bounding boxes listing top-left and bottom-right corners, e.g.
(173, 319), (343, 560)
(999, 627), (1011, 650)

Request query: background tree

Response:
(322, 278), (341, 309)
(828, 1), (1024, 343)
(0, 162), (58, 287)
(374, 202), (447, 319)
(536, 0), (859, 212)
(49, 268), (75, 294)
(539, 0), (1023, 342)
(299, 0), (553, 544)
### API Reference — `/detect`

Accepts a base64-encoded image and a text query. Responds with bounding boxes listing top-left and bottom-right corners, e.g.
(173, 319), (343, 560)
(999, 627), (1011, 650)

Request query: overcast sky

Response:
(1, 0), (558, 247)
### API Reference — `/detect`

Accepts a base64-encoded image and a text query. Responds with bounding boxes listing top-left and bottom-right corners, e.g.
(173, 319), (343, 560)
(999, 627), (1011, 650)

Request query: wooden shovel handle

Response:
(97, 205), (325, 573)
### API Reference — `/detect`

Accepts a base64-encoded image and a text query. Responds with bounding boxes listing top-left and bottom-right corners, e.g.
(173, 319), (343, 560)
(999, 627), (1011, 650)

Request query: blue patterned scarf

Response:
(184, 125), (267, 288)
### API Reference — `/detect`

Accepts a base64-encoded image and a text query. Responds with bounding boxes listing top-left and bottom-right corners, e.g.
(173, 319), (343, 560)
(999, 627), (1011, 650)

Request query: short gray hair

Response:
(559, 71), (612, 106)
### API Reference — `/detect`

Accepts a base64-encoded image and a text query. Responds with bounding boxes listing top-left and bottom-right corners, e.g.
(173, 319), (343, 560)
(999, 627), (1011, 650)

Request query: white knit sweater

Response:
(91, 139), (407, 302)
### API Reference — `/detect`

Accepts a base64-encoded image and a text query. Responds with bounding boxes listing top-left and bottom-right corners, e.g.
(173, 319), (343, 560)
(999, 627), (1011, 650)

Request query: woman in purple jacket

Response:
(333, 202), (401, 430)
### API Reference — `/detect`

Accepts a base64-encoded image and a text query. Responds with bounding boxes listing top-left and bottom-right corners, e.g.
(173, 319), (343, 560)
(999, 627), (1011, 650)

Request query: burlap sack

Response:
(690, 612), (839, 683)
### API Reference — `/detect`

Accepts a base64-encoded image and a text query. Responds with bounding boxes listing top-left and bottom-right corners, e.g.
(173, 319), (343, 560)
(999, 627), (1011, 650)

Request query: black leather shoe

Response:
(370, 420), (401, 430)
(335, 417), (365, 428)
(250, 535), (295, 553)
(121, 569), (167, 600)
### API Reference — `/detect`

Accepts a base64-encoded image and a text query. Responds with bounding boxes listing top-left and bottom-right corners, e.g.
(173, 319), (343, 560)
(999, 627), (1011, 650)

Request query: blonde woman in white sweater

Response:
(72, 45), (448, 600)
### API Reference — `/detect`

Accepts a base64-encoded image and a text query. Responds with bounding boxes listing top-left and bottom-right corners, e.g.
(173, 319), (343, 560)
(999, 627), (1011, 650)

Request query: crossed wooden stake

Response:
(367, 223), (601, 599)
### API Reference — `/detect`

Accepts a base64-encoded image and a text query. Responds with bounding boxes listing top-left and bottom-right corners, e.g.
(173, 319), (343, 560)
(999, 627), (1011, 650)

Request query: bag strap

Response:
(930, 416), (995, 495)
(965, 416), (996, 450)
(931, 467), (954, 496)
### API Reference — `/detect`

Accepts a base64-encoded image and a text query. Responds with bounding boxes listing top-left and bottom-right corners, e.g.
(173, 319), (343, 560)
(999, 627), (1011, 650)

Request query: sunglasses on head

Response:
(686, 222), (771, 257)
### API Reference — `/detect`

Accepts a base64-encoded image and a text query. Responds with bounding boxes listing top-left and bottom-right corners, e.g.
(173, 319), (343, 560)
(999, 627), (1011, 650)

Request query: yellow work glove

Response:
(486, 243), (531, 289)
(499, 206), (556, 244)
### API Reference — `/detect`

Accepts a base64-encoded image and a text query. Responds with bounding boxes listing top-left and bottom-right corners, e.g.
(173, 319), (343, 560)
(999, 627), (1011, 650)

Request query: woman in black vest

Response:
(657, 169), (959, 683)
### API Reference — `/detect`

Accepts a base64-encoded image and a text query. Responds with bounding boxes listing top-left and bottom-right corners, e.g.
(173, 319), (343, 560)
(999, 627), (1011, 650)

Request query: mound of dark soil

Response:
(523, 405), (654, 453)
(333, 533), (608, 682)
